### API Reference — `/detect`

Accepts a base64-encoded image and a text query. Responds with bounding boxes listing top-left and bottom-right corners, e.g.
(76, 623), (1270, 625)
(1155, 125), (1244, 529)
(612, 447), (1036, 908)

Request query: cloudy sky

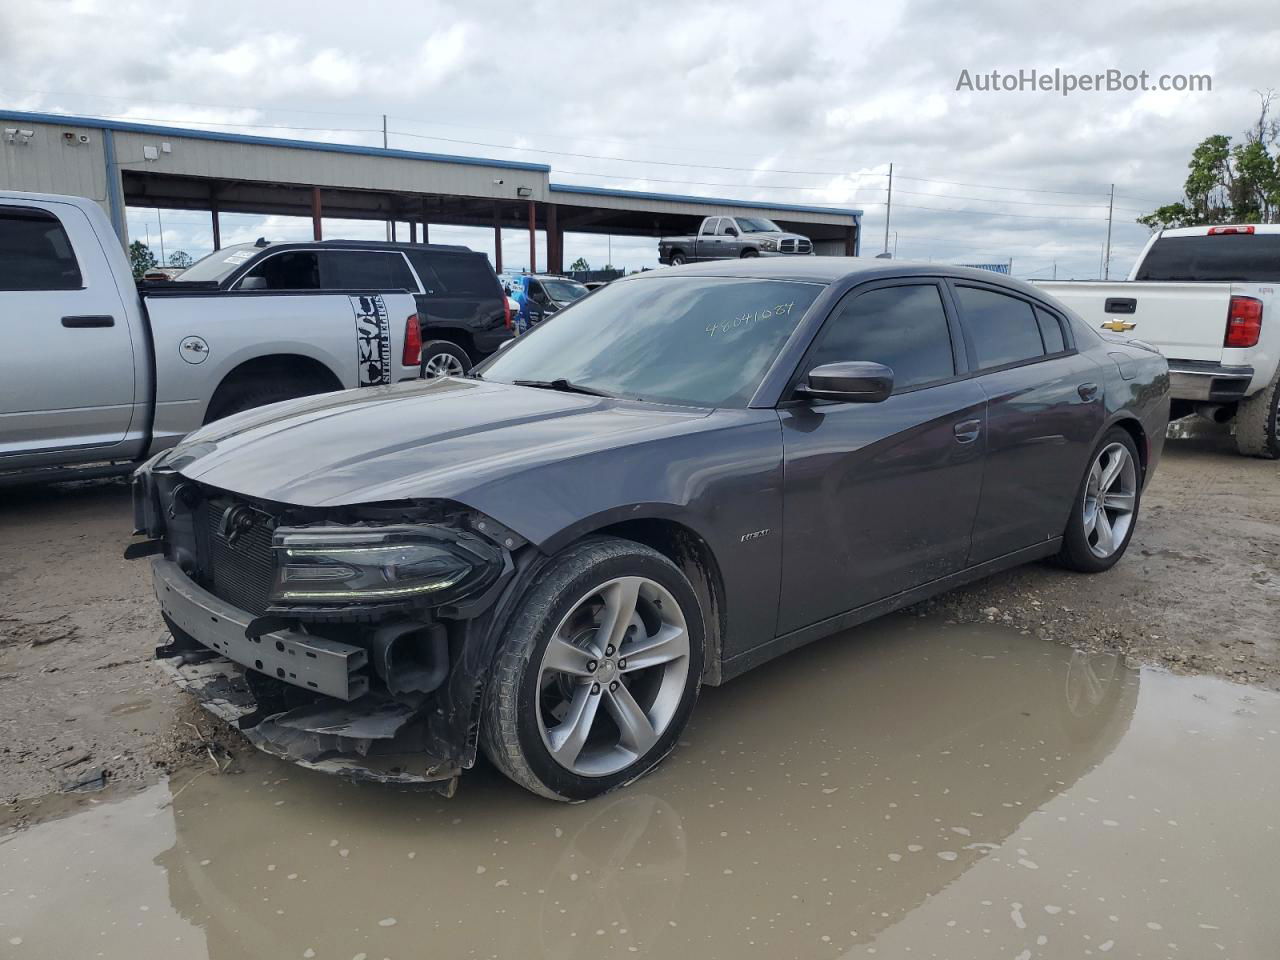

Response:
(2, 0), (1276, 277)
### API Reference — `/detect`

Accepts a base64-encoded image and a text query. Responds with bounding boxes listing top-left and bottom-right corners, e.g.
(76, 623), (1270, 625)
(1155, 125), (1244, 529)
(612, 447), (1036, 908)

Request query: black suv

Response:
(176, 239), (512, 376)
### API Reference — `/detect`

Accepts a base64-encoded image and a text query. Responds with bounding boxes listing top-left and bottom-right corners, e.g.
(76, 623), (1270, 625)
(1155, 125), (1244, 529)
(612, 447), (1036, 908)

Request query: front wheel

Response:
(740, 249), (759, 258)
(481, 537), (704, 801)
(1055, 428), (1142, 572)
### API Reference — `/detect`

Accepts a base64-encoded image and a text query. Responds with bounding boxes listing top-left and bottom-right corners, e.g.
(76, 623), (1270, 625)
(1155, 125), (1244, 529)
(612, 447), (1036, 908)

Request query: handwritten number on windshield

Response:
(705, 302), (796, 338)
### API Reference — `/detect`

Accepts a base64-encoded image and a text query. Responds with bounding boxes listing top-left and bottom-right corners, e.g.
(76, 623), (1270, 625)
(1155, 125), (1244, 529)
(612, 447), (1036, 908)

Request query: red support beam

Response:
(547, 202), (562, 274)
(311, 186), (323, 240)
(422, 220), (429, 244)
(527, 200), (536, 273)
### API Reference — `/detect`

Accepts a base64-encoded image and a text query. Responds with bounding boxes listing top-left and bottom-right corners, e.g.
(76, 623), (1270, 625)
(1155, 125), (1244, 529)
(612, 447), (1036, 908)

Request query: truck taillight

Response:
(403, 314), (422, 366)
(1207, 225), (1255, 235)
(503, 297), (512, 330)
(1225, 296), (1263, 348)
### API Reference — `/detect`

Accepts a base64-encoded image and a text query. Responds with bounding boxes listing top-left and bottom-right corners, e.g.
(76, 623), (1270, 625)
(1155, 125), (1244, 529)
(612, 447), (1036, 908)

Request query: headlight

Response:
(759, 238), (778, 251)
(269, 524), (500, 607)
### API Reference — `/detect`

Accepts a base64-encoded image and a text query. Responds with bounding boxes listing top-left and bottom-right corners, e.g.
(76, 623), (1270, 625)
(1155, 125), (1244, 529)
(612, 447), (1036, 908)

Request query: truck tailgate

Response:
(1033, 280), (1233, 362)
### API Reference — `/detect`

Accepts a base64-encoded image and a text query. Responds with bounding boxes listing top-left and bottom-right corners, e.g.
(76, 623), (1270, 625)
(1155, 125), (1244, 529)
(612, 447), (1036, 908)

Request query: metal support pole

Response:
(1104, 183), (1115, 280)
(311, 186), (323, 240)
(493, 203), (503, 274)
(883, 162), (893, 255)
(547, 203), (561, 274)
(211, 201), (221, 251)
(527, 200), (536, 273)
(409, 220), (417, 244)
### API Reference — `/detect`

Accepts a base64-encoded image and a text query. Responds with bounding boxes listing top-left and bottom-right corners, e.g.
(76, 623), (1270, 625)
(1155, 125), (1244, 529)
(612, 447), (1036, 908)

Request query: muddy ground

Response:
(1, 420), (1277, 808)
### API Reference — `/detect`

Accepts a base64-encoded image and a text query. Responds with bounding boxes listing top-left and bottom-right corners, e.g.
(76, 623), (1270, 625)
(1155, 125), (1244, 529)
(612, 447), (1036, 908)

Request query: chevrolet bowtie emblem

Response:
(1101, 319), (1137, 332)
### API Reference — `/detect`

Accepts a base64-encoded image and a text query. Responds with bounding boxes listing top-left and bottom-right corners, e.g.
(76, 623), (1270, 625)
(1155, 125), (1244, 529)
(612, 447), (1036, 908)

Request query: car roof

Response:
(261, 239), (476, 254)
(626, 257), (1043, 294)
(1159, 223), (1280, 237)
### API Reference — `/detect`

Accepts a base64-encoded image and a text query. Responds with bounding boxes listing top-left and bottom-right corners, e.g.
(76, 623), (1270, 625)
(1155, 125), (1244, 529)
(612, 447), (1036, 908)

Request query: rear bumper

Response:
(1166, 360), (1255, 402)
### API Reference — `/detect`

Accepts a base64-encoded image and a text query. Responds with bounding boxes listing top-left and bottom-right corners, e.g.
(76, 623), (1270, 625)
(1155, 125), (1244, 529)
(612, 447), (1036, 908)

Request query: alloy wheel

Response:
(1082, 442), (1137, 559)
(536, 576), (690, 777)
(422, 352), (466, 378)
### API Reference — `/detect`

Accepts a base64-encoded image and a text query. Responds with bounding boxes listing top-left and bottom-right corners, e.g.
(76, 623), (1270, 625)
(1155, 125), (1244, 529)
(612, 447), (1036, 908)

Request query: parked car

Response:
(131, 259), (1168, 801)
(1032, 224), (1280, 457)
(501, 273), (589, 329)
(658, 216), (813, 265)
(178, 238), (512, 379)
(0, 191), (422, 486)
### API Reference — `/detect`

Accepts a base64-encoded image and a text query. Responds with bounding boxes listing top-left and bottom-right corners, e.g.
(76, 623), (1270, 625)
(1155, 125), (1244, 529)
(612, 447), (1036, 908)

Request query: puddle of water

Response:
(2, 616), (1278, 959)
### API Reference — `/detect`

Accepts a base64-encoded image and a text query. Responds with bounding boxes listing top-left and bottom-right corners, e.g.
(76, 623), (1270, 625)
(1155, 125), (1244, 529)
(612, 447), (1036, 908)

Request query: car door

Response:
(716, 217), (742, 258)
(0, 202), (137, 463)
(950, 282), (1105, 564)
(777, 279), (986, 635)
(695, 218), (721, 261)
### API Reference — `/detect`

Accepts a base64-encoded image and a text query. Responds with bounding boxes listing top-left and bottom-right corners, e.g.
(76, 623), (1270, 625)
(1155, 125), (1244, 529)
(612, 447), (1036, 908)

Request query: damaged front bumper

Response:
(153, 559), (463, 793)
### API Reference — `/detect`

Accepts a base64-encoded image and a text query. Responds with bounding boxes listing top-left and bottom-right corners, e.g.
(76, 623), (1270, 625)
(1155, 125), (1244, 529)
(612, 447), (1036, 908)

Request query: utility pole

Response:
(383, 114), (391, 242)
(883, 162), (893, 255)
(1053, 261), (1057, 280)
(1104, 183), (1114, 279)
(892, 231), (898, 258)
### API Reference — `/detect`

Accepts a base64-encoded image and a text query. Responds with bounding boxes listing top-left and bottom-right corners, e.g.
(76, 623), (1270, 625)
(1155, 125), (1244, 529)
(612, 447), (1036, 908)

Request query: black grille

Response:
(199, 499), (276, 616)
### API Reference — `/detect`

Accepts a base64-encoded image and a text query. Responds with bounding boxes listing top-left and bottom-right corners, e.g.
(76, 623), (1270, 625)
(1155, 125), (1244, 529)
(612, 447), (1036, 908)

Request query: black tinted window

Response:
(1035, 307), (1066, 353)
(482, 277), (822, 408)
(408, 252), (499, 299)
(322, 251), (416, 290)
(810, 284), (954, 391)
(241, 251), (320, 289)
(0, 208), (82, 291)
(956, 286), (1044, 369)
(1134, 234), (1280, 281)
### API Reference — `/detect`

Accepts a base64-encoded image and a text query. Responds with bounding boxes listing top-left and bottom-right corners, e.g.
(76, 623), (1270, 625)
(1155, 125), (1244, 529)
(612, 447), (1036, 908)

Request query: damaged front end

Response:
(130, 454), (527, 794)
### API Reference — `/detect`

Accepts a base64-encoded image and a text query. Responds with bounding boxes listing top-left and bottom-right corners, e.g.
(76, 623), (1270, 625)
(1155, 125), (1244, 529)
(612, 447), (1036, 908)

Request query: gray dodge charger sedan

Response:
(129, 258), (1169, 801)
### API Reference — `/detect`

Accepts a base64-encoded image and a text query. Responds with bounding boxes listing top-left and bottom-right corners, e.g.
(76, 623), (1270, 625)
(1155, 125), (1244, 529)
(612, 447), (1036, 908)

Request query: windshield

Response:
(176, 244), (262, 283)
(479, 276), (822, 407)
(1134, 234), (1280, 281)
(734, 217), (782, 233)
(541, 278), (589, 302)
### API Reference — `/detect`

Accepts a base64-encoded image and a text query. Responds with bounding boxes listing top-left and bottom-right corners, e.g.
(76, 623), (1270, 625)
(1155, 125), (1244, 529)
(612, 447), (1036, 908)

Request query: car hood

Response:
(167, 378), (713, 507)
(746, 231), (807, 241)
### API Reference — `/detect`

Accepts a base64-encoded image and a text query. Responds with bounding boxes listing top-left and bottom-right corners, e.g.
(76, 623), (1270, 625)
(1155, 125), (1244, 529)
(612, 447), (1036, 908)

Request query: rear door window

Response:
(408, 252), (499, 299)
(0, 207), (83, 291)
(321, 251), (417, 290)
(700, 219), (720, 236)
(808, 283), (955, 391)
(955, 286), (1045, 370)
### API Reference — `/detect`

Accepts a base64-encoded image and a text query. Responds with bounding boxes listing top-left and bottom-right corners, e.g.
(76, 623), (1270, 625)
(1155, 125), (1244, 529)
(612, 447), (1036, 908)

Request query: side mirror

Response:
(239, 275), (267, 290)
(798, 361), (894, 403)
(725, 227), (739, 237)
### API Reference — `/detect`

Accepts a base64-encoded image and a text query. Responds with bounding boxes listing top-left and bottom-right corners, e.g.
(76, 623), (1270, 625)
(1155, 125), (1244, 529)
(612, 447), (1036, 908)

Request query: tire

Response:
(669, 252), (686, 266)
(203, 377), (327, 424)
(1055, 428), (1143, 573)
(481, 537), (704, 801)
(1233, 369), (1280, 458)
(419, 340), (472, 379)
(740, 249), (759, 258)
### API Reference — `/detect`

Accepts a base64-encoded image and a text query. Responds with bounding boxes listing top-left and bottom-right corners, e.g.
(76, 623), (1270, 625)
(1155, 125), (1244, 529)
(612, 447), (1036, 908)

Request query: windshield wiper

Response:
(513, 378), (615, 398)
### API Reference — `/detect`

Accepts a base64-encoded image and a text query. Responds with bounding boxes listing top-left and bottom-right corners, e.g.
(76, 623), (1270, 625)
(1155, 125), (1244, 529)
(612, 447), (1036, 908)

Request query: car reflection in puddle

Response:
(3, 616), (1278, 959)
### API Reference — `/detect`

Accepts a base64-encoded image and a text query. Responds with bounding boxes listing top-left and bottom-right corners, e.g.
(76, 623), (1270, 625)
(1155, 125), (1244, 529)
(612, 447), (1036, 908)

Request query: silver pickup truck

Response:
(658, 215), (813, 265)
(0, 191), (422, 484)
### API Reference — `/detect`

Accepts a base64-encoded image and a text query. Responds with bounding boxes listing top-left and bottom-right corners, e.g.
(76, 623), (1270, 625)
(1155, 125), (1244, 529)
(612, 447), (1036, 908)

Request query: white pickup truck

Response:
(1033, 224), (1280, 457)
(0, 191), (423, 484)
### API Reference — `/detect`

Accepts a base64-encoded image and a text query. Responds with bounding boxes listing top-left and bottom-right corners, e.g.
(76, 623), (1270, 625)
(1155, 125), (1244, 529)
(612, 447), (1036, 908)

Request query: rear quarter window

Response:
(0, 207), (83, 291)
(409, 252), (501, 299)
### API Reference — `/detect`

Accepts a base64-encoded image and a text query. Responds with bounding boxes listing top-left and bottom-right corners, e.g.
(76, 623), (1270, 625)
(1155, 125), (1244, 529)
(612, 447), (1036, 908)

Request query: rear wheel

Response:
(1056, 428), (1142, 573)
(1233, 370), (1280, 458)
(419, 340), (472, 379)
(669, 252), (686, 266)
(481, 537), (703, 801)
(203, 377), (328, 424)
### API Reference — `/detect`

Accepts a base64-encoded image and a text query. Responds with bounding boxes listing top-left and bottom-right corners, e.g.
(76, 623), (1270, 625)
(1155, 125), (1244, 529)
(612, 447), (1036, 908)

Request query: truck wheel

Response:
(1233, 370), (1280, 459)
(669, 252), (686, 266)
(203, 377), (328, 424)
(740, 249), (758, 258)
(420, 340), (472, 379)
(1055, 428), (1142, 573)
(481, 537), (704, 801)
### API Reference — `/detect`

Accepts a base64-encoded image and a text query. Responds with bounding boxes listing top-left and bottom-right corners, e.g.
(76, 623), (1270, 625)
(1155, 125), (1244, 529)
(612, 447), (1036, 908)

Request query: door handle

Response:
(1077, 382), (1099, 401)
(953, 418), (982, 443)
(61, 315), (115, 328)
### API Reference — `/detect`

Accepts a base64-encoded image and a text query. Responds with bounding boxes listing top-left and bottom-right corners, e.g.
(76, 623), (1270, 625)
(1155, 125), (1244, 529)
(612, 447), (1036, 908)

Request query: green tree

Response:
(169, 250), (193, 269)
(1140, 92), (1280, 229)
(128, 240), (157, 279)
(569, 256), (590, 271)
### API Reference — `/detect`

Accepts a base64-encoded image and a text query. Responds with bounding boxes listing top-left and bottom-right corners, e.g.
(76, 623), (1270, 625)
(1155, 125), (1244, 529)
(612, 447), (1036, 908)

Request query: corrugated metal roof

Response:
(0, 109), (551, 172)
(549, 182), (862, 220)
